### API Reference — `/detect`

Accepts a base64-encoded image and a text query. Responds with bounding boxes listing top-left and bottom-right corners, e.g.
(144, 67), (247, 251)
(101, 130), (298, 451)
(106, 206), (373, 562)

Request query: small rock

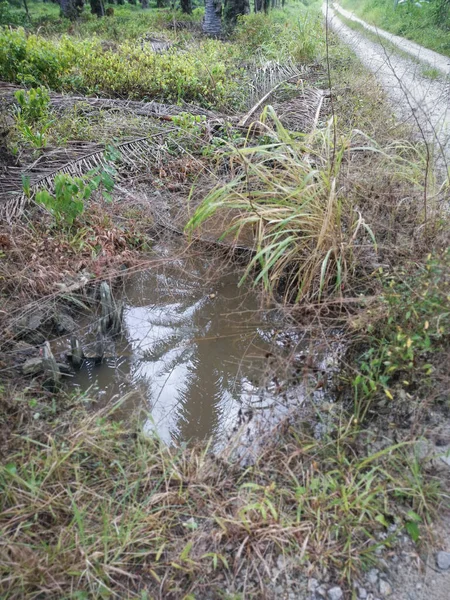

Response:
(367, 569), (379, 586)
(308, 579), (319, 592)
(375, 545), (385, 556)
(358, 587), (368, 599)
(379, 579), (392, 596)
(328, 587), (343, 600)
(436, 551), (450, 570)
(22, 356), (45, 375)
(316, 585), (328, 598)
(439, 450), (450, 468)
(277, 554), (287, 571)
(53, 311), (77, 334)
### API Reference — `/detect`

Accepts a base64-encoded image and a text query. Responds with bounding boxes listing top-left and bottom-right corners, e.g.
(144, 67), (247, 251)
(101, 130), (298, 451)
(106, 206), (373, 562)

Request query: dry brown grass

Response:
(0, 390), (442, 599)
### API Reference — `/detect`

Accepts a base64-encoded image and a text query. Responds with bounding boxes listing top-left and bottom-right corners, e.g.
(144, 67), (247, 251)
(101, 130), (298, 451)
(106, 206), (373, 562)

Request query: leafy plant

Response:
(353, 250), (450, 419)
(36, 174), (91, 226)
(34, 164), (116, 226)
(14, 87), (50, 123)
(14, 87), (51, 149)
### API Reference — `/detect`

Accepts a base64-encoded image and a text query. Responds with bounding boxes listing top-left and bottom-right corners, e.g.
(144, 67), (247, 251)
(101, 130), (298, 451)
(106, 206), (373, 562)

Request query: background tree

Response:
(180, 0), (192, 14)
(90, 0), (105, 15)
(223, 0), (249, 28)
(141, 0), (149, 8)
(60, 0), (79, 19)
(203, 0), (222, 35)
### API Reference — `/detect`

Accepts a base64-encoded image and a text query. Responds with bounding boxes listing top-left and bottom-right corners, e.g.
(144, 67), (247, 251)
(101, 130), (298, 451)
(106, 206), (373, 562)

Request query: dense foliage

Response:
(0, 26), (244, 106)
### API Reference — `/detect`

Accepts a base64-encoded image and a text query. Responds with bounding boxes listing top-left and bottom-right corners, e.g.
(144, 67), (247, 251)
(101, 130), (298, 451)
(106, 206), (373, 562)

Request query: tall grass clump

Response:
(187, 107), (378, 302)
(234, 7), (325, 62)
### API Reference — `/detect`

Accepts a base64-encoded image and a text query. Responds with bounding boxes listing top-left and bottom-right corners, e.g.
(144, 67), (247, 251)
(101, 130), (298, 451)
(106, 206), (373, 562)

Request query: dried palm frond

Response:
(0, 81), (221, 120)
(246, 59), (311, 111)
(1, 133), (170, 219)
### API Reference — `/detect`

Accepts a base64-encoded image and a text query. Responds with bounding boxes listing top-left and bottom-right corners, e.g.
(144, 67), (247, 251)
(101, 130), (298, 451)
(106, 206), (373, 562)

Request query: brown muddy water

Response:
(55, 243), (338, 454)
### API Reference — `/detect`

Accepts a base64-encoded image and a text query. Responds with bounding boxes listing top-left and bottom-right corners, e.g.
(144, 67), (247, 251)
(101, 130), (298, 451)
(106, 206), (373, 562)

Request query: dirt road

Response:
(324, 2), (450, 177)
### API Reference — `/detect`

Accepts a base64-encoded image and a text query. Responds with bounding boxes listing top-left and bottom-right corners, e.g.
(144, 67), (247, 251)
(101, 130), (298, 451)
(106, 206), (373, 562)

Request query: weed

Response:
(34, 164), (115, 227)
(187, 107), (378, 302)
(14, 87), (52, 150)
(353, 249), (450, 420)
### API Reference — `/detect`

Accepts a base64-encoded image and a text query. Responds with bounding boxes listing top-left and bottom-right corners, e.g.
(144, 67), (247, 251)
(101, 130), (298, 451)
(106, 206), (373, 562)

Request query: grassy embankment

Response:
(0, 1), (449, 597)
(339, 0), (450, 56)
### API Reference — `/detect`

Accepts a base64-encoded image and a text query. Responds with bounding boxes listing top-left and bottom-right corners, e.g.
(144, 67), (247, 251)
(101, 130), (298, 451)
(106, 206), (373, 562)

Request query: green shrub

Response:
(0, 0), (26, 26)
(35, 165), (115, 226)
(36, 174), (91, 226)
(0, 27), (77, 88)
(14, 87), (51, 149)
(0, 27), (243, 108)
(14, 86), (50, 124)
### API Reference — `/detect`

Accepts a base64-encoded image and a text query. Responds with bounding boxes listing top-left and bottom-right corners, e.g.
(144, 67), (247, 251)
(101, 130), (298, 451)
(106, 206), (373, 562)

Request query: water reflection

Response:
(64, 251), (274, 446)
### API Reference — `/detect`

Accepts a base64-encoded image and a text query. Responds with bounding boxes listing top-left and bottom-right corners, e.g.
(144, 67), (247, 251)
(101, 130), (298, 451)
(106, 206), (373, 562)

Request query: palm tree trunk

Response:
(60, 0), (78, 19)
(224, 0), (249, 27)
(90, 0), (105, 16)
(181, 0), (192, 13)
(203, 0), (222, 35)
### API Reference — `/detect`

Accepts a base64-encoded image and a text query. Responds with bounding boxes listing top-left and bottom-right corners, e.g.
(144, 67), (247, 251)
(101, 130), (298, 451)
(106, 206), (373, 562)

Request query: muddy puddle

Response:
(54, 243), (338, 455)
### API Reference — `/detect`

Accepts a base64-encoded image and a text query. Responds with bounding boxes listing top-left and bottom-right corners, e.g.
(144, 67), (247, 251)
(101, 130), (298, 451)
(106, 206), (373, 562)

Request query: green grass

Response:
(340, 0), (450, 57)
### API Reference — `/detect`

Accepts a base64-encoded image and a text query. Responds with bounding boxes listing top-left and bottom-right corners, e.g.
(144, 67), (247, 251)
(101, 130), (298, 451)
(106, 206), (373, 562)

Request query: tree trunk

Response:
(180, 0), (192, 13)
(203, 0), (222, 35)
(141, 0), (149, 7)
(60, 0), (78, 19)
(254, 0), (262, 11)
(90, 0), (105, 16)
(224, 0), (249, 28)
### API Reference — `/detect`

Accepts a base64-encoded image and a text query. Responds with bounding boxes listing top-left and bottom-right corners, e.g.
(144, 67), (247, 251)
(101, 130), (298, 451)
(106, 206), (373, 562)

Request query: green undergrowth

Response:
(340, 0), (450, 56)
(0, 2), (203, 36)
(234, 5), (325, 62)
(0, 2), (325, 107)
(0, 27), (244, 107)
(0, 389), (441, 598)
(352, 249), (450, 420)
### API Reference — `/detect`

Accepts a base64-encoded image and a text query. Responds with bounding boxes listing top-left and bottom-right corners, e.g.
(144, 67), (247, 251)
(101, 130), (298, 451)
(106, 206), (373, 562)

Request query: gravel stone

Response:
(308, 579), (319, 592)
(367, 569), (379, 586)
(436, 551), (450, 570)
(358, 587), (368, 599)
(379, 579), (392, 596)
(327, 587), (343, 600)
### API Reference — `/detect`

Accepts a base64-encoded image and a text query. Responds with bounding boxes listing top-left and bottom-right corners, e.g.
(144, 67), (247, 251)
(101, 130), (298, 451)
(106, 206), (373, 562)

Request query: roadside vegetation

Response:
(340, 0), (450, 56)
(0, 0), (449, 597)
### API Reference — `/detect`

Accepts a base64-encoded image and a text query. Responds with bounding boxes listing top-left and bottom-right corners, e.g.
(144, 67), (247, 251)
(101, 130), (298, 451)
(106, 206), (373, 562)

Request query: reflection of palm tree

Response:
(175, 280), (262, 443)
